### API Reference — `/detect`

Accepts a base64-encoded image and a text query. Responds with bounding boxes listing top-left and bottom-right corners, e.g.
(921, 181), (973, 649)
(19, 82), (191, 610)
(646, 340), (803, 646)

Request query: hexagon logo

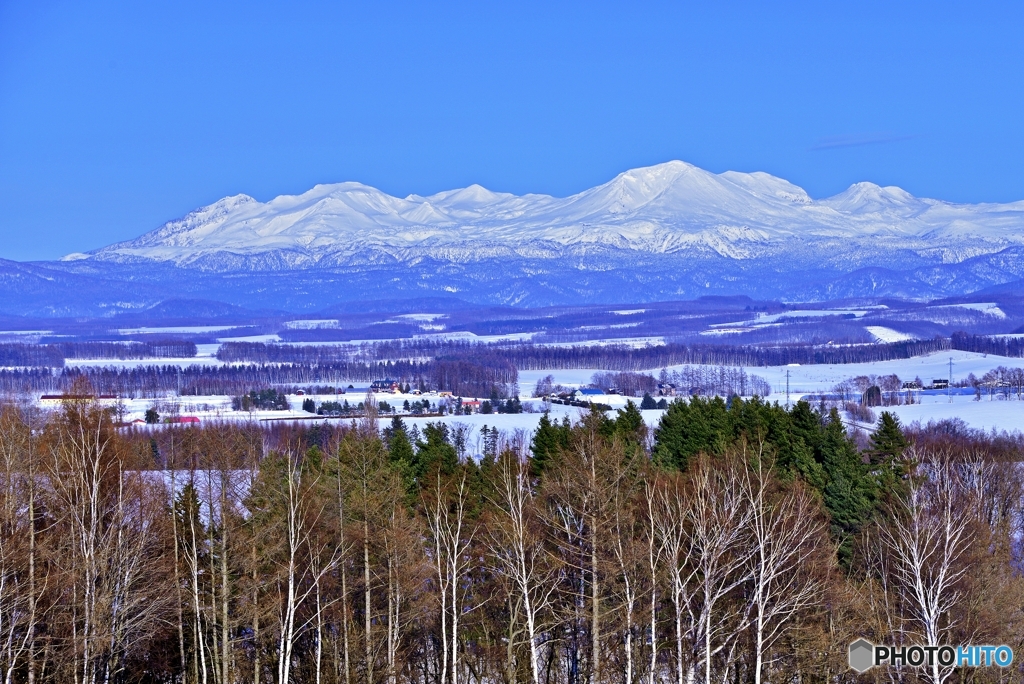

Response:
(849, 639), (875, 673)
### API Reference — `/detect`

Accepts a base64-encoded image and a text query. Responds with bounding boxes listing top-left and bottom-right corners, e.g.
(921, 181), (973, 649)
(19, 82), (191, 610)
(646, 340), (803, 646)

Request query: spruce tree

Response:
(819, 409), (876, 565)
(414, 422), (458, 482)
(386, 416), (415, 493)
(652, 396), (729, 471)
(868, 411), (911, 501)
(529, 412), (570, 477)
(612, 400), (646, 451)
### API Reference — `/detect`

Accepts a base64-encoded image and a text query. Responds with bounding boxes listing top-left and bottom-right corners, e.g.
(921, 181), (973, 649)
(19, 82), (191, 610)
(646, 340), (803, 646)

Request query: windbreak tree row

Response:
(0, 397), (1021, 684)
(0, 358), (517, 400)
(217, 337), (960, 370)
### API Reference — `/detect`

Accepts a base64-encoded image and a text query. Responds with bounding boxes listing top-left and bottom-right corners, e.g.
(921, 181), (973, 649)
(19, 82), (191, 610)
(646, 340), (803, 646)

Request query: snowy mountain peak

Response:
(424, 184), (516, 209)
(822, 182), (926, 215)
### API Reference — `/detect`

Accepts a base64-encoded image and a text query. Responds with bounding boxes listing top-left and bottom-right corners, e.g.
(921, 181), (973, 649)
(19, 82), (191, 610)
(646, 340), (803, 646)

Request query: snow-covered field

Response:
(881, 394), (1022, 433)
(865, 326), (916, 343)
(519, 351), (1024, 433)
(19, 349), (1024, 436)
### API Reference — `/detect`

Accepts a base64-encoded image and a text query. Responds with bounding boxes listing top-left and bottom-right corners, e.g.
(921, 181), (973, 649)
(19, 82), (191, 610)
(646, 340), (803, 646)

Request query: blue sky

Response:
(1, 0), (1022, 260)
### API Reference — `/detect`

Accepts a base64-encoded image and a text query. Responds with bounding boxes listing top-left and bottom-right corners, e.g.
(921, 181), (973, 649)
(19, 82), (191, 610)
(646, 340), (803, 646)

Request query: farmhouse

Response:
(370, 379), (401, 393)
(572, 388), (604, 401)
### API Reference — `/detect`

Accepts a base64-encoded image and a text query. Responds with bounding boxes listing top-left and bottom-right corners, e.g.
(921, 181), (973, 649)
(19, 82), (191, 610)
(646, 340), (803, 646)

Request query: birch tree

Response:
(423, 469), (476, 684)
(486, 448), (558, 684)
(883, 449), (976, 684)
(684, 454), (753, 684)
(743, 449), (827, 684)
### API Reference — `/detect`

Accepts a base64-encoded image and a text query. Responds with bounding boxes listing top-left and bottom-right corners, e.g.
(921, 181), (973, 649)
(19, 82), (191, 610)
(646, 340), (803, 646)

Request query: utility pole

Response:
(948, 357), (953, 404)
(786, 369), (791, 408)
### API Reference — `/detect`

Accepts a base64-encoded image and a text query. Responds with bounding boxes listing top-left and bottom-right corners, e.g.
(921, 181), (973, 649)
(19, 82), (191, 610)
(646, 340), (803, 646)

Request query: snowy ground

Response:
(879, 394), (1023, 433)
(519, 350), (1020, 398)
(22, 349), (1024, 436)
(56, 383), (1024, 446)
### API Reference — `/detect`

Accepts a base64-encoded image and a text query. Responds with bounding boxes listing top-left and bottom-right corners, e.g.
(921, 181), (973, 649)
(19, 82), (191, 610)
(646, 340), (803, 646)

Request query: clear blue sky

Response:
(1, 1), (1022, 260)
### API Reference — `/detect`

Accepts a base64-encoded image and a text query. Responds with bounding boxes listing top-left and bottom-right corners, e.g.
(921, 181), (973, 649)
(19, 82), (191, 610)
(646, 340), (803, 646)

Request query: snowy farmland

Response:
(85, 347), (1023, 443)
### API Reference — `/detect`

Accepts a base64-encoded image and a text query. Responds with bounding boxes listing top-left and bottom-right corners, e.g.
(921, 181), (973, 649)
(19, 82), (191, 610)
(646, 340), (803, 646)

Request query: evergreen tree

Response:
(612, 400), (647, 450)
(869, 411), (908, 464)
(386, 416), (415, 492)
(529, 412), (570, 477)
(819, 409), (876, 565)
(652, 396), (730, 471)
(640, 392), (658, 410)
(868, 411), (911, 501)
(414, 422), (458, 482)
(480, 425), (500, 460)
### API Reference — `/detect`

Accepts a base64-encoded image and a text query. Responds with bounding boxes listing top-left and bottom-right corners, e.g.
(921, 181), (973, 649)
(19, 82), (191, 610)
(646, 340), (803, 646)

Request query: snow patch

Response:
(865, 326), (916, 343)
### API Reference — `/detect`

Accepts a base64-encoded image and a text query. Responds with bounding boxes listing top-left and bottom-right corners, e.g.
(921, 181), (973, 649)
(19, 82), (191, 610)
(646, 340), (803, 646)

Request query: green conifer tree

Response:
(414, 422), (458, 482)
(868, 411), (911, 501)
(386, 416), (415, 493)
(819, 409), (876, 565)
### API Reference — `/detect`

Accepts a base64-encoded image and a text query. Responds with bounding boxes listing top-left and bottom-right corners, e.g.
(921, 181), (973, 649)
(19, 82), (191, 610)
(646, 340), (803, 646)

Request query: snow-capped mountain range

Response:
(5, 161), (1024, 316)
(74, 160), (1024, 269)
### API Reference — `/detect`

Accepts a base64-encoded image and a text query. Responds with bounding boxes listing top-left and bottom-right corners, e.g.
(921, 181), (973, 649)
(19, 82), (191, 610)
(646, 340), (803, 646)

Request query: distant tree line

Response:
(950, 331), (1024, 357)
(56, 339), (198, 359)
(0, 343), (64, 368)
(657, 365), (773, 397)
(232, 388), (291, 411)
(218, 337), (973, 373)
(0, 358), (518, 399)
(0, 339), (198, 368)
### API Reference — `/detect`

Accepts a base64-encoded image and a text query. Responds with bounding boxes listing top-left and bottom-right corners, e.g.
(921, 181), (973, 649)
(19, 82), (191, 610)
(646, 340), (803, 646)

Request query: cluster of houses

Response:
(368, 379), (452, 398)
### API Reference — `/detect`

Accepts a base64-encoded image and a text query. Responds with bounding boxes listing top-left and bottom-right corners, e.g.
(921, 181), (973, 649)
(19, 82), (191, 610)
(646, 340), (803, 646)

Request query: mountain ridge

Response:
(75, 161), (1024, 269)
(5, 160), (1023, 316)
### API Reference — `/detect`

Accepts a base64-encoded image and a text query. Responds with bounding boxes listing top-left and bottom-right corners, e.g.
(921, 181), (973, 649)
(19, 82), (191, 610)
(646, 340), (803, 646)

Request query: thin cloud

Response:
(811, 132), (917, 151)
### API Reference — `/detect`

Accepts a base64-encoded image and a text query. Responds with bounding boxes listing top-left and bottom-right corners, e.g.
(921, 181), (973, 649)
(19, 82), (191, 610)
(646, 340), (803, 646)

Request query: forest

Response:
(0, 388), (1021, 684)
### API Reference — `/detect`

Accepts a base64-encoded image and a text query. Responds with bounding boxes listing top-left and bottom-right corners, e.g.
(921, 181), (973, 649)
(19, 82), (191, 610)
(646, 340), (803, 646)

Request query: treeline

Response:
(55, 339), (199, 359)
(0, 337), (197, 368)
(656, 365), (773, 397)
(0, 343), (64, 368)
(501, 339), (957, 369)
(0, 358), (517, 399)
(218, 338), (959, 372)
(951, 331), (1024, 357)
(217, 342), (359, 364)
(0, 340), (198, 368)
(1, 393), (1021, 683)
